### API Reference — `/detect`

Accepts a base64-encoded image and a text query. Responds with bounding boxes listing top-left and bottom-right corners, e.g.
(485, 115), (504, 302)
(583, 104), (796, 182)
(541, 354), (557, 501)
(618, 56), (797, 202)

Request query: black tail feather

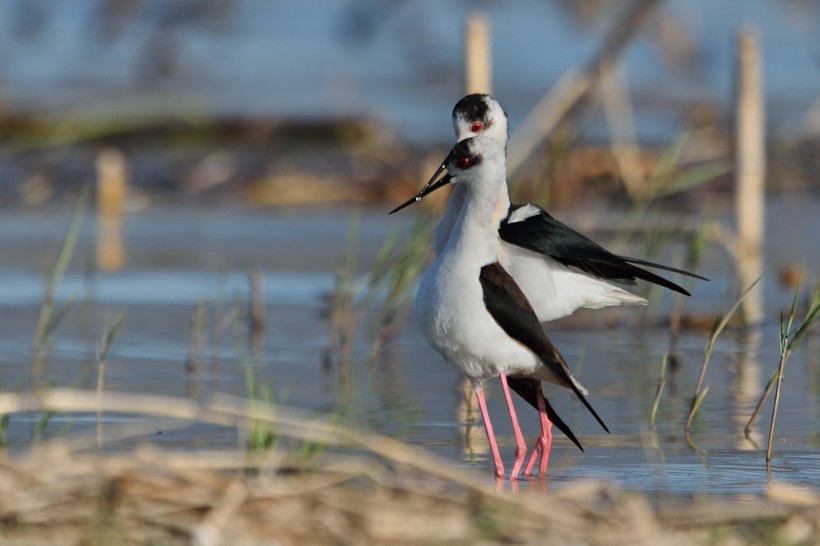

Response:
(506, 377), (585, 452)
(557, 257), (694, 296)
(567, 380), (610, 434)
(618, 255), (709, 281)
(544, 396), (584, 452)
(615, 260), (693, 297)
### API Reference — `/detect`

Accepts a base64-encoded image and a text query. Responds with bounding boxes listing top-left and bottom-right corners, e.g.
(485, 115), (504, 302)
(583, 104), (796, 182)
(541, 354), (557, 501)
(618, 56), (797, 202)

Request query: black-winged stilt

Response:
(393, 94), (707, 478)
(393, 94), (706, 323)
(413, 135), (609, 479)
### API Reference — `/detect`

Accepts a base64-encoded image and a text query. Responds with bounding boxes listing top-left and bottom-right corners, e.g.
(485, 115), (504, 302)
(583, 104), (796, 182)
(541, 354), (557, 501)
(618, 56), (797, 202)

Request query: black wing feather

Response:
(499, 204), (707, 296)
(479, 263), (609, 433)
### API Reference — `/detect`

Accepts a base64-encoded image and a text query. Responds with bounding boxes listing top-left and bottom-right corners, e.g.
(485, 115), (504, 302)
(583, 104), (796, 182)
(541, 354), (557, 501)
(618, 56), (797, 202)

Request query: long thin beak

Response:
(389, 163), (453, 215)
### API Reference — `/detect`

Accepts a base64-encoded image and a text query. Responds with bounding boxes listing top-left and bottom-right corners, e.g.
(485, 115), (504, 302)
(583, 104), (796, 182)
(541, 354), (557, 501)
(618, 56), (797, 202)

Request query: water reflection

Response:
(733, 329), (762, 450)
(369, 347), (425, 439)
(454, 377), (486, 464)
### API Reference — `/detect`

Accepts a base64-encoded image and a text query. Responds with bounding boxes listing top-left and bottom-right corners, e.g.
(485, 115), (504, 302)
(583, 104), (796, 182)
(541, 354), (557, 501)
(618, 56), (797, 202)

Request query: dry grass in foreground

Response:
(0, 389), (817, 546)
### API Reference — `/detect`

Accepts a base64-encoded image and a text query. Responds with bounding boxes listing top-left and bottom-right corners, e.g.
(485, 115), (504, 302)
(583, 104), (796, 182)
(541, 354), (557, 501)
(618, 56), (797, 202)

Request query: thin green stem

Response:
(685, 274), (763, 431)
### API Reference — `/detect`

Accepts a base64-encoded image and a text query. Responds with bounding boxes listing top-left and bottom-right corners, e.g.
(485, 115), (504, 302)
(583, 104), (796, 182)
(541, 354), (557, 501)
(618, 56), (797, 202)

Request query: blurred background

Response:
(0, 0), (817, 207)
(0, 0), (818, 499)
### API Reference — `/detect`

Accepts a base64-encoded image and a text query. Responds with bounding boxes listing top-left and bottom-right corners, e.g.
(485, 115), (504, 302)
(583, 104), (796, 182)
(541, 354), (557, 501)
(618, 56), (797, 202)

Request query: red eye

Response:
(457, 156), (471, 169)
(471, 121), (483, 133)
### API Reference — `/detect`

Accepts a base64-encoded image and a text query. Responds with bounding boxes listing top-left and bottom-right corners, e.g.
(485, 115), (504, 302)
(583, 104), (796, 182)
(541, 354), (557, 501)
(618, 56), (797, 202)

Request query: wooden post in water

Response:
(458, 11), (492, 460)
(464, 12), (491, 94)
(734, 27), (765, 325)
(95, 148), (127, 271)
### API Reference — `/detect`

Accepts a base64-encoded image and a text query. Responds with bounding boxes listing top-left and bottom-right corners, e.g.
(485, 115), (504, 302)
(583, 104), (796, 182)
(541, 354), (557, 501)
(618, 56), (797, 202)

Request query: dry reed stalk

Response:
(95, 148), (127, 272)
(0, 389), (818, 544)
(734, 26), (765, 325)
(744, 369), (777, 438)
(1, 449), (815, 545)
(507, 0), (660, 175)
(765, 350), (787, 470)
(464, 11), (491, 94)
(210, 290), (240, 392)
(649, 353), (667, 428)
(0, 389), (654, 526)
(95, 313), (125, 448)
(328, 216), (360, 388)
(191, 478), (248, 546)
(247, 271), (265, 374)
(761, 279), (818, 469)
(0, 390), (485, 499)
(186, 302), (208, 379)
(248, 271), (265, 334)
(600, 62), (646, 202)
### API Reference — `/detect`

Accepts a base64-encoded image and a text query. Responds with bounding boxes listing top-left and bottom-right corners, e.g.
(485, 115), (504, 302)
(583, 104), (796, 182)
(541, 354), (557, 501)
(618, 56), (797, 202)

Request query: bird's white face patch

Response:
(452, 95), (510, 149)
(453, 113), (476, 142)
(507, 204), (540, 224)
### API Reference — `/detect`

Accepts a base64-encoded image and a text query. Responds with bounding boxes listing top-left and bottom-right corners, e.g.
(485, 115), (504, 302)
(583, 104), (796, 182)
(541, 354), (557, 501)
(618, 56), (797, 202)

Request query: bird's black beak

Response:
(389, 163), (454, 215)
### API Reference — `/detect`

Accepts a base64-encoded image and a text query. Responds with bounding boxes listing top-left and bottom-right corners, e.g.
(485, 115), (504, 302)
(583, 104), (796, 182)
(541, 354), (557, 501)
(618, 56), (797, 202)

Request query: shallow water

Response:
(0, 196), (817, 499)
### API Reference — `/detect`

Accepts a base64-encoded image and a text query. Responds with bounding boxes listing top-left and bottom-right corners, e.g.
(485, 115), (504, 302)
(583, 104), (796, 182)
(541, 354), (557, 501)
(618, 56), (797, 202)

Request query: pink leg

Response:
(523, 386), (553, 476)
(498, 373), (527, 479)
(474, 384), (504, 477)
(524, 442), (539, 476)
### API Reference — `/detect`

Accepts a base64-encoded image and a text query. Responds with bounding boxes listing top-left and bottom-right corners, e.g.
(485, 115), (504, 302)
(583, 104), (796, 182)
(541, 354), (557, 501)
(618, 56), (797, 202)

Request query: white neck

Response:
(434, 155), (510, 257)
(441, 172), (510, 267)
(433, 184), (467, 255)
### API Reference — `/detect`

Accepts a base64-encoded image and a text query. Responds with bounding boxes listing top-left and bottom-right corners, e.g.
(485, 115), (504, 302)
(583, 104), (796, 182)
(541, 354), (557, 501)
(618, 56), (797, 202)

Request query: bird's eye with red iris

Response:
(471, 121), (483, 133)
(457, 156), (471, 169)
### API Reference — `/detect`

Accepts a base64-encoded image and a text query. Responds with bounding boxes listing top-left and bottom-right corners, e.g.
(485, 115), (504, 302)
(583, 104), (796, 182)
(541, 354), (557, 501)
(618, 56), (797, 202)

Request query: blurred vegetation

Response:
(0, 3), (817, 543)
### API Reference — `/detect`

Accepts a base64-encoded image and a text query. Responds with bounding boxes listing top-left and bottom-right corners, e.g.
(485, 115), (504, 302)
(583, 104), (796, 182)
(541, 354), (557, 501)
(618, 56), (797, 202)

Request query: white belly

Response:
(415, 255), (541, 380)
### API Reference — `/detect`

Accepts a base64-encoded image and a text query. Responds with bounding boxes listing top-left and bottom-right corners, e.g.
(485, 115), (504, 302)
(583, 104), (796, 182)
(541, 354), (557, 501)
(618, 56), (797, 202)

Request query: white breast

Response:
(416, 227), (540, 380)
